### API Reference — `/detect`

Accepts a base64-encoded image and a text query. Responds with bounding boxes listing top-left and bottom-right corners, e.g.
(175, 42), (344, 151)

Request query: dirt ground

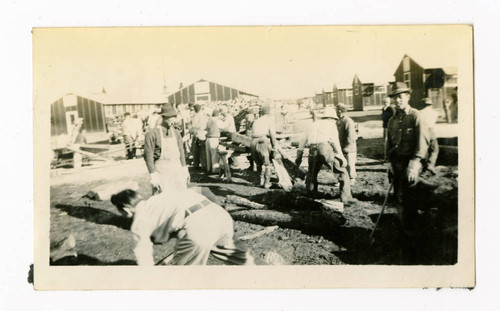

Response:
(50, 112), (458, 266)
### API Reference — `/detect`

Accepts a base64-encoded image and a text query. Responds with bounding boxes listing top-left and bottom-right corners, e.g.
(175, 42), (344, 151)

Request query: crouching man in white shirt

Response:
(110, 187), (254, 266)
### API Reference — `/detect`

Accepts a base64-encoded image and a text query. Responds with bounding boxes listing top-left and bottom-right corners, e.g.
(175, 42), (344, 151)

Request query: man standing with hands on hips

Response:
(144, 104), (189, 195)
(386, 82), (430, 233)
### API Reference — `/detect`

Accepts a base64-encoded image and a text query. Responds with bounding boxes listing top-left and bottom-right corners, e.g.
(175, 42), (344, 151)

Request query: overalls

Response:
(155, 128), (187, 194)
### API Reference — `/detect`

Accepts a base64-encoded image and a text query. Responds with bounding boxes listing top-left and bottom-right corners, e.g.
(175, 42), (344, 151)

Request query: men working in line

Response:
(110, 187), (255, 265)
(190, 104), (208, 170)
(144, 104), (189, 195)
(250, 104), (280, 188)
(419, 97), (439, 174)
(386, 82), (431, 232)
(336, 103), (357, 185)
(205, 109), (223, 174)
(122, 112), (141, 160)
(295, 107), (354, 204)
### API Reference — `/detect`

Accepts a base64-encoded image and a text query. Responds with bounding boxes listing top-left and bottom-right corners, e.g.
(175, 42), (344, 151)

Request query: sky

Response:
(33, 25), (469, 104)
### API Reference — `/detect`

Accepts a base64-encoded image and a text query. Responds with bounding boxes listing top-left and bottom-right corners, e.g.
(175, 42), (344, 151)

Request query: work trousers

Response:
(344, 152), (357, 180)
(250, 137), (271, 168)
(123, 135), (136, 159)
(191, 137), (207, 170)
(205, 137), (220, 173)
(391, 156), (419, 231)
(171, 203), (254, 265)
(306, 143), (352, 202)
(250, 137), (273, 187)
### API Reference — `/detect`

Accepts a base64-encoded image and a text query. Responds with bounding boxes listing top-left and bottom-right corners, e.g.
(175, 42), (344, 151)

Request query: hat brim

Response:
(388, 89), (411, 97)
(321, 114), (338, 119)
(160, 112), (177, 117)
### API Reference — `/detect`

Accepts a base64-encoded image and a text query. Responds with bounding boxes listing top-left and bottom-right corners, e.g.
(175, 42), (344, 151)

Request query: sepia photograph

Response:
(33, 25), (474, 289)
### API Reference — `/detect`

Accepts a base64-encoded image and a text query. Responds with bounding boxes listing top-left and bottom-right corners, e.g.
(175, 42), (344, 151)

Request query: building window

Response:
(403, 72), (411, 88)
(403, 57), (410, 72)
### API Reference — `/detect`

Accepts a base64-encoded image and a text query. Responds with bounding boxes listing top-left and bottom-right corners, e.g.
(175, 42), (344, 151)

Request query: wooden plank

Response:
(239, 225), (279, 241)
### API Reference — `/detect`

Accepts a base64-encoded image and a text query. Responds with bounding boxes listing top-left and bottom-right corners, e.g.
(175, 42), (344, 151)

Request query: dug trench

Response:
(191, 160), (458, 265)
(49, 153), (458, 266)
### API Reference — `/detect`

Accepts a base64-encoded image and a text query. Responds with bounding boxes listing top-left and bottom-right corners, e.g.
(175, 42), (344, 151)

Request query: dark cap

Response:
(160, 104), (177, 118)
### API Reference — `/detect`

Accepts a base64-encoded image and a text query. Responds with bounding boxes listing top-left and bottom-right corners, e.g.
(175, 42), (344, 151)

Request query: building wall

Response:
(51, 97), (69, 136)
(352, 76), (364, 111)
(51, 94), (107, 136)
(103, 104), (162, 117)
(394, 56), (425, 109)
(168, 80), (254, 104)
(76, 96), (106, 133)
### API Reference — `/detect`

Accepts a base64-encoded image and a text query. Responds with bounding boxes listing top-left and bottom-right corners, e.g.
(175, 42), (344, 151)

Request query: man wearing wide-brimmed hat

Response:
(386, 82), (431, 231)
(296, 107), (354, 204)
(144, 104), (189, 195)
(336, 103), (357, 185)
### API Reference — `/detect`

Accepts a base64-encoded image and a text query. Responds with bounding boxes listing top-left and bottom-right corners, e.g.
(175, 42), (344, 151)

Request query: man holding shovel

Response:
(386, 82), (431, 232)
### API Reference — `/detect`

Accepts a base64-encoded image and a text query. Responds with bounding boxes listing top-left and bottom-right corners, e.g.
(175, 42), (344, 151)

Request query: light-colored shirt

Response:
(306, 119), (340, 145)
(122, 118), (139, 138)
(251, 115), (276, 137)
(131, 190), (208, 265)
(419, 106), (438, 128)
(191, 112), (208, 132)
(222, 115), (236, 133)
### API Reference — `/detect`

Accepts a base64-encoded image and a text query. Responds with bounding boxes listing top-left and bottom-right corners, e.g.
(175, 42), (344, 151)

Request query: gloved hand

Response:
(149, 172), (161, 188)
(295, 149), (304, 167)
(386, 162), (393, 183)
(407, 158), (422, 186)
(335, 154), (347, 168)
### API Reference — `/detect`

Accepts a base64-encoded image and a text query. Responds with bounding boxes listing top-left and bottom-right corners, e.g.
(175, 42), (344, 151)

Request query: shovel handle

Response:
(369, 181), (394, 245)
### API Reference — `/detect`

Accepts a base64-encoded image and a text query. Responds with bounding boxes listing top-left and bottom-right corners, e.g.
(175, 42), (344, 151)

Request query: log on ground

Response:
(228, 207), (345, 232)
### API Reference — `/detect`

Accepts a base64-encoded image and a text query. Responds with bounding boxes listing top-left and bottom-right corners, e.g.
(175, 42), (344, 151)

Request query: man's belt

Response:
(185, 199), (211, 217)
(252, 135), (268, 139)
(309, 142), (329, 147)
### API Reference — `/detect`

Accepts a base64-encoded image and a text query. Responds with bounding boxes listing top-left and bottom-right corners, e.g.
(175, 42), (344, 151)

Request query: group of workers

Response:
(112, 103), (254, 266)
(107, 81), (442, 265)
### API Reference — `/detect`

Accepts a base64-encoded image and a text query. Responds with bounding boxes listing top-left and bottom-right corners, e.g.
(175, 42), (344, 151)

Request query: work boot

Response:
(263, 166), (273, 189)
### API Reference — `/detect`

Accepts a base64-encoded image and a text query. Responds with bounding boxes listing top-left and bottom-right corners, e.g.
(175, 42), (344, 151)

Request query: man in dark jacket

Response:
(386, 82), (431, 231)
